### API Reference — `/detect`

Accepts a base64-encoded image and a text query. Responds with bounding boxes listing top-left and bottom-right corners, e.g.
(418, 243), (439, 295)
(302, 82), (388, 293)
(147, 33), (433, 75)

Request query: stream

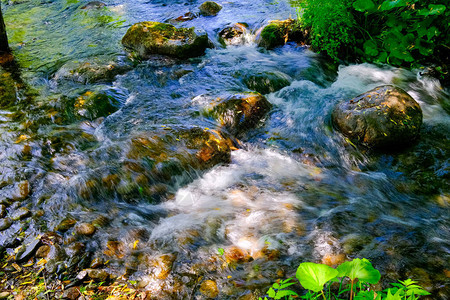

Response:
(1, 0), (449, 298)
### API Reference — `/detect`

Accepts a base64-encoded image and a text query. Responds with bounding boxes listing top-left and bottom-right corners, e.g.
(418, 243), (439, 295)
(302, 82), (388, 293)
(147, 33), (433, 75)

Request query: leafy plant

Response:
(260, 258), (430, 300)
(294, 0), (449, 81)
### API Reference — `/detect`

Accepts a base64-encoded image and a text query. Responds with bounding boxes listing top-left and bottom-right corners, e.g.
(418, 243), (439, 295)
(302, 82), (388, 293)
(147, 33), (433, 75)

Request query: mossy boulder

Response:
(242, 71), (291, 94)
(332, 85), (423, 149)
(256, 19), (307, 50)
(121, 22), (212, 59)
(219, 23), (248, 46)
(80, 1), (106, 9)
(204, 92), (272, 136)
(199, 1), (222, 16)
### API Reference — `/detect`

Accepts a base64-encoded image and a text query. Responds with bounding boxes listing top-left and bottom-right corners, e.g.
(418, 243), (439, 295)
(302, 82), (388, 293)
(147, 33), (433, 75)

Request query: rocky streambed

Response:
(0, 0), (449, 299)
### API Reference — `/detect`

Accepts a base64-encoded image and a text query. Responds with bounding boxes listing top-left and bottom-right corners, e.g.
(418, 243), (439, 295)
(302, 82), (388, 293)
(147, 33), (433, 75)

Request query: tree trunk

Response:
(0, 3), (10, 53)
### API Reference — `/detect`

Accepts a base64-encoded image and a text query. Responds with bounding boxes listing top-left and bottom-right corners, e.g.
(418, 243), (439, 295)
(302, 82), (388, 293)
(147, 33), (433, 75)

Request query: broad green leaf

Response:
(384, 288), (403, 300)
(417, 4), (446, 16)
(354, 290), (382, 300)
(364, 40), (379, 56)
(380, 0), (407, 11)
(268, 287), (276, 298)
(353, 0), (375, 12)
(337, 258), (381, 284)
(406, 288), (431, 296)
(296, 262), (338, 293)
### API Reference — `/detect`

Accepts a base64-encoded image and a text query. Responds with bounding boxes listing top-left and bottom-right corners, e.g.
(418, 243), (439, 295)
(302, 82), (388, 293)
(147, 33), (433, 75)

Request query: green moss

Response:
(199, 1), (222, 16)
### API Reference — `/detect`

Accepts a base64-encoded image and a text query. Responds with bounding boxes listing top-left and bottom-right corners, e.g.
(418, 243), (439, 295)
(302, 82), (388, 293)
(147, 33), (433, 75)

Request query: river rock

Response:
(16, 238), (41, 262)
(0, 218), (12, 231)
(199, 280), (219, 298)
(62, 287), (81, 300)
(86, 268), (109, 281)
(219, 23), (248, 46)
(55, 217), (77, 232)
(203, 92), (272, 136)
(80, 1), (106, 9)
(35, 245), (51, 258)
(256, 19), (306, 50)
(54, 57), (132, 84)
(0, 204), (5, 218)
(242, 71), (291, 94)
(75, 223), (96, 236)
(73, 90), (120, 120)
(10, 207), (31, 221)
(199, 1), (222, 16)
(122, 22), (213, 59)
(332, 85), (423, 148)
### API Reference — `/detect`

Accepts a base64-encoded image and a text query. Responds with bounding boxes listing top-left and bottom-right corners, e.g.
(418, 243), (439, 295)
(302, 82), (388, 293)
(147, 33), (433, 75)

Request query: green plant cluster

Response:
(260, 258), (430, 300)
(295, 0), (449, 72)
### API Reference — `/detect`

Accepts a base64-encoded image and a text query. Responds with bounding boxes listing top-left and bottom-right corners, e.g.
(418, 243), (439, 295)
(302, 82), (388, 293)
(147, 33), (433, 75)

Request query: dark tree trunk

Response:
(0, 3), (10, 53)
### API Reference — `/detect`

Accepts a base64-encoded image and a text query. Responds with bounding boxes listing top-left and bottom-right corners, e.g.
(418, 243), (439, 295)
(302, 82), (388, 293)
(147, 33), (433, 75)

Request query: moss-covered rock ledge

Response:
(121, 21), (213, 60)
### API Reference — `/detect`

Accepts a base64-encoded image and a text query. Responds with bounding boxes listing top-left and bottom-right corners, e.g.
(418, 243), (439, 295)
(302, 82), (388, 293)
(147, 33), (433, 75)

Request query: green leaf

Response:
(353, 0), (375, 12)
(354, 290), (381, 300)
(275, 290), (299, 299)
(296, 262), (338, 293)
(380, 0), (407, 11)
(268, 287), (276, 298)
(384, 288), (403, 300)
(418, 4), (446, 16)
(217, 248), (225, 256)
(337, 258), (381, 284)
(363, 40), (379, 56)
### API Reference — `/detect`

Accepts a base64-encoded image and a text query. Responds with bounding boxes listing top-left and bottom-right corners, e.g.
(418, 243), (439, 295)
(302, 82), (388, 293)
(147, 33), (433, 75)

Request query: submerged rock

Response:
(80, 1), (106, 9)
(199, 1), (222, 16)
(256, 19), (307, 50)
(219, 23), (249, 46)
(242, 71), (291, 94)
(122, 22), (212, 59)
(203, 92), (272, 136)
(54, 57), (132, 84)
(200, 280), (219, 298)
(75, 223), (96, 236)
(10, 207), (31, 221)
(332, 85), (423, 149)
(73, 90), (120, 120)
(0, 218), (12, 231)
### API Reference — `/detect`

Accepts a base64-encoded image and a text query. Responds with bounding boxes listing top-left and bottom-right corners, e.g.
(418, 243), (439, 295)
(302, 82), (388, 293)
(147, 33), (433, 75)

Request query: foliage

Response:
(259, 258), (430, 300)
(295, 0), (449, 77)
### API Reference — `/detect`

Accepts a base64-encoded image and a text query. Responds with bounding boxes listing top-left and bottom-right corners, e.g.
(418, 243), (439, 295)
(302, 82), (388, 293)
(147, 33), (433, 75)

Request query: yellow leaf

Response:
(133, 240), (139, 250)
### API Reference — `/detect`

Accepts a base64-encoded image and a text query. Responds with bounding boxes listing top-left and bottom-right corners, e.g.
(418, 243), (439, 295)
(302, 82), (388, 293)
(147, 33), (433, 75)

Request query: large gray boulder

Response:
(121, 22), (212, 59)
(332, 85), (423, 148)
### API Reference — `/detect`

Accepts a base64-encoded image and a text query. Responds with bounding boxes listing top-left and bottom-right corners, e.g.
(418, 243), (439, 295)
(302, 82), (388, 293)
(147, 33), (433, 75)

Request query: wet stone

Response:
(0, 204), (6, 218)
(75, 223), (96, 236)
(122, 21), (213, 60)
(200, 280), (219, 298)
(16, 238), (41, 262)
(35, 245), (51, 258)
(0, 218), (12, 231)
(55, 217), (77, 232)
(256, 19), (306, 49)
(90, 257), (104, 268)
(86, 268), (109, 281)
(10, 207), (31, 221)
(219, 23), (248, 46)
(62, 286), (80, 300)
(80, 1), (106, 9)
(199, 1), (222, 16)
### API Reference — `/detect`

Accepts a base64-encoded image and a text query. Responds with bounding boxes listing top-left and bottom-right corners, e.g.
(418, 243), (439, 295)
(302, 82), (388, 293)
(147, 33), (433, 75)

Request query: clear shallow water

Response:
(1, 0), (449, 298)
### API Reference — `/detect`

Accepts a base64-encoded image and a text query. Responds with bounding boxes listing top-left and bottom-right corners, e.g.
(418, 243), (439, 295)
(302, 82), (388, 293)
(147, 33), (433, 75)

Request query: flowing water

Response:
(1, 0), (449, 298)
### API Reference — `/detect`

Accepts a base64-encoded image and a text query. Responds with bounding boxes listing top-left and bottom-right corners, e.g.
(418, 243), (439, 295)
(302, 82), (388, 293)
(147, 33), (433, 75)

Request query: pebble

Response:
(90, 257), (104, 269)
(55, 217), (77, 232)
(35, 245), (51, 258)
(75, 223), (96, 236)
(0, 218), (12, 231)
(10, 207), (31, 221)
(0, 292), (10, 299)
(86, 268), (109, 281)
(200, 280), (219, 298)
(62, 287), (80, 300)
